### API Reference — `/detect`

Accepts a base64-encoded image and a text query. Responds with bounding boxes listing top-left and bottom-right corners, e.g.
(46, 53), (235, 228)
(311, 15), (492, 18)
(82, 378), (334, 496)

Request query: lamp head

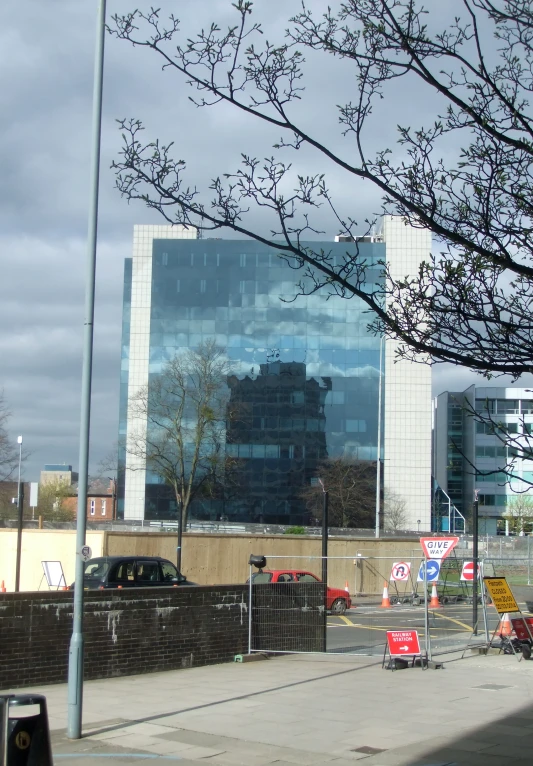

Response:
(17, 435), (22, 445)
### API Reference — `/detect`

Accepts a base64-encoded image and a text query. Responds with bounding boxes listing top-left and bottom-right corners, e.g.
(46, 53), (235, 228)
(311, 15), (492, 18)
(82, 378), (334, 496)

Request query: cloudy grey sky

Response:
(1, 1), (527, 481)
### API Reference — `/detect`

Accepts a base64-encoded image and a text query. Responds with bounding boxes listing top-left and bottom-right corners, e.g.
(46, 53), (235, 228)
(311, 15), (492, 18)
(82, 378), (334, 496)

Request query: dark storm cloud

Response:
(0, 0), (502, 480)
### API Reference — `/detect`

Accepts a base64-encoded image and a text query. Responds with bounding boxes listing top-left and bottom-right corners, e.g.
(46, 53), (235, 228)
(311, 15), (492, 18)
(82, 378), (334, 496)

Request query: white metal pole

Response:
(14, 436), (23, 591)
(375, 337), (383, 538)
(67, 0), (106, 740)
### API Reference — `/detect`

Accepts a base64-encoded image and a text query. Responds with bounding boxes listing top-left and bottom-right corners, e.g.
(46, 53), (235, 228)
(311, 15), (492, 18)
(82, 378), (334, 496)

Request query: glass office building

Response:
(120, 220), (433, 528)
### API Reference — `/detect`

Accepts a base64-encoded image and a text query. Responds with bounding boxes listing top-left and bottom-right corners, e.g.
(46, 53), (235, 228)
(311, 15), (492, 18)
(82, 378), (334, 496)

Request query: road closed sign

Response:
(460, 561), (480, 581)
(386, 630), (421, 657)
(391, 562), (411, 582)
(484, 577), (520, 614)
(420, 537), (459, 561)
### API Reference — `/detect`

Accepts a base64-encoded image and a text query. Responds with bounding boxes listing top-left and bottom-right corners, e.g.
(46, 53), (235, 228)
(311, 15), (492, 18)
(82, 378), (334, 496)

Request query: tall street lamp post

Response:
(375, 337), (384, 538)
(67, 0), (106, 740)
(472, 489), (479, 635)
(14, 435), (24, 592)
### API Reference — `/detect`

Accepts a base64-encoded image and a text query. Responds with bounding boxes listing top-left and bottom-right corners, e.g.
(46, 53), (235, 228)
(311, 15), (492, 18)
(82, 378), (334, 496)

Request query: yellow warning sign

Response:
(484, 577), (520, 614)
(14, 731), (31, 750)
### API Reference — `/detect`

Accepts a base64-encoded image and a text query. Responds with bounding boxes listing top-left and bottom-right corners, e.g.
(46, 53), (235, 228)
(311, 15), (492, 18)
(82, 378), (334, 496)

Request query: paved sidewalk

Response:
(4, 651), (533, 765)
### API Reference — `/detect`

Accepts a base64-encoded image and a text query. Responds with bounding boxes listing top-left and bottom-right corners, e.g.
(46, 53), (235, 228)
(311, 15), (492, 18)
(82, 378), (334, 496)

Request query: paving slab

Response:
(4, 652), (533, 765)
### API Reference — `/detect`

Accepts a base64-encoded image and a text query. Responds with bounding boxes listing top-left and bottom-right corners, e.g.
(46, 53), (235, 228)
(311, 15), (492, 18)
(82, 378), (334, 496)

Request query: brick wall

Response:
(0, 586), (248, 689)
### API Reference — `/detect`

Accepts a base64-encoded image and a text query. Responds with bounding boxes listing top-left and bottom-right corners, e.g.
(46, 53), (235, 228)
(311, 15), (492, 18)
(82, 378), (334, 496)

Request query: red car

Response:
(249, 569), (352, 614)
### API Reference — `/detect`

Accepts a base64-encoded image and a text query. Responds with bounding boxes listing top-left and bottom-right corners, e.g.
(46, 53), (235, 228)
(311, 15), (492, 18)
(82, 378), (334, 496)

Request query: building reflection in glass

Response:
(119, 238), (384, 522)
(226, 360), (331, 523)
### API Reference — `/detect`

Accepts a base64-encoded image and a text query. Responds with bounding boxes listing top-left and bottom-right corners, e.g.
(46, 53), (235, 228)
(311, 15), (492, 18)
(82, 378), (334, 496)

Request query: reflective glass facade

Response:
(119, 238), (385, 523)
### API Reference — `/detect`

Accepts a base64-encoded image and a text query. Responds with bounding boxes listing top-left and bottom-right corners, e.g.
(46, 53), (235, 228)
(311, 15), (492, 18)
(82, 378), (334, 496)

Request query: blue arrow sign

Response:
(417, 560), (440, 582)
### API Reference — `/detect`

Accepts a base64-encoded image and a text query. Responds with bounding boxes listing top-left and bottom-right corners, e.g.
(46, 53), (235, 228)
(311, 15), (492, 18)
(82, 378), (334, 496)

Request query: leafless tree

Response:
(383, 491), (408, 532)
(127, 339), (232, 568)
(110, 1), (533, 378)
(300, 458), (375, 528)
(0, 391), (24, 481)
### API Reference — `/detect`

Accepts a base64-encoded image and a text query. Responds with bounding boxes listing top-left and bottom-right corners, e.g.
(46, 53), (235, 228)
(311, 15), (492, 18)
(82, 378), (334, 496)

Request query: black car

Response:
(73, 556), (194, 590)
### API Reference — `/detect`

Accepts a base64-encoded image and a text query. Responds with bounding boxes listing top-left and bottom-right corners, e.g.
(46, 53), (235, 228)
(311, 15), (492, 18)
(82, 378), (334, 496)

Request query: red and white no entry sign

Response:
(386, 630), (421, 657)
(460, 561), (480, 581)
(390, 562), (412, 582)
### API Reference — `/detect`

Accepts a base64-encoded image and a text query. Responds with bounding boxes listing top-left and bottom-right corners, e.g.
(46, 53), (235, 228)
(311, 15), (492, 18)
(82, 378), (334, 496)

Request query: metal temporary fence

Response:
(248, 554), (495, 660)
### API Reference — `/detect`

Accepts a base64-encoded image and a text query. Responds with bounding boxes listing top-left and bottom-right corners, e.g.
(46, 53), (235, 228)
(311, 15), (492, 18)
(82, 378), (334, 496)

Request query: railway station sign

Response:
(386, 630), (421, 657)
(420, 537), (459, 561)
(483, 577), (519, 614)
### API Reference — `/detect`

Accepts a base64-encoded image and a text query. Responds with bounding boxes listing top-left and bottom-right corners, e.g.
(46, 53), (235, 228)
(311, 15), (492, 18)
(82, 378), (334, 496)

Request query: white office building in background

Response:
(119, 217), (432, 530)
(434, 386), (533, 535)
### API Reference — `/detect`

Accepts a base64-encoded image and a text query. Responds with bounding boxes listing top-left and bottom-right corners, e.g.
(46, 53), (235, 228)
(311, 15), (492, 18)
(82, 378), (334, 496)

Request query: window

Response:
(475, 398), (495, 413)
(475, 445), (507, 458)
(136, 562), (161, 583)
(90, 499), (95, 516)
(101, 499), (106, 516)
(346, 419), (367, 432)
(251, 572), (273, 583)
(162, 252), (168, 266)
(476, 421), (518, 434)
(297, 573), (319, 582)
(496, 399), (519, 414)
(521, 400), (533, 414)
(114, 562), (134, 582)
(476, 471), (508, 483)
(478, 494), (508, 507)
(277, 573), (294, 582)
(176, 279), (180, 293)
(161, 561), (179, 582)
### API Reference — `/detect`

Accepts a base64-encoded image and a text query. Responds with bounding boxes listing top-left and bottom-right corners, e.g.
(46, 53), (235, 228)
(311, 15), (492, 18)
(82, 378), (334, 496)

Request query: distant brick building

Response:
(63, 480), (116, 521)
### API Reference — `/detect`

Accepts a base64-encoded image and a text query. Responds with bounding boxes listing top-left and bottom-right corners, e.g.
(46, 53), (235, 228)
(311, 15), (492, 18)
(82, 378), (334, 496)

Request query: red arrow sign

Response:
(420, 537), (459, 561)
(386, 630), (421, 657)
(460, 561), (480, 581)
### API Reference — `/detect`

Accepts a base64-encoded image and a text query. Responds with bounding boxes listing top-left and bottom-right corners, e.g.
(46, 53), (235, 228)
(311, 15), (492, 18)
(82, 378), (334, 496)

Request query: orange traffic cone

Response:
(0, 580), (5, 593)
(429, 583), (440, 608)
(498, 613), (512, 636)
(344, 581), (350, 594)
(381, 581), (391, 608)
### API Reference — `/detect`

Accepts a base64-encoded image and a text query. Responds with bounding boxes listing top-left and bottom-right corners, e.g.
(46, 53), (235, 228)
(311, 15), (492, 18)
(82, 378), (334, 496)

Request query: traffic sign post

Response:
(460, 561), (480, 582)
(483, 576), (528, 662)
(483, 577), (519, 614)
(417, 560), (440, 583)
(420, 537), (459, 561)
(390, 562), (411, 582)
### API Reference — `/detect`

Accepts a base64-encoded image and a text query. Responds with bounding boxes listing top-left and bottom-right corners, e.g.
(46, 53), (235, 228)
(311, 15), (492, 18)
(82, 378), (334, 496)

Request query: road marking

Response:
(339, 615), (355, 626)
(432, 612), (472, 631)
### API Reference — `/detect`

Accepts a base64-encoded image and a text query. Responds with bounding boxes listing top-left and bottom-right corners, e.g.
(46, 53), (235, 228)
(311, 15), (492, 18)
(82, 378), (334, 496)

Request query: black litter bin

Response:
(0, 695), (53, 766)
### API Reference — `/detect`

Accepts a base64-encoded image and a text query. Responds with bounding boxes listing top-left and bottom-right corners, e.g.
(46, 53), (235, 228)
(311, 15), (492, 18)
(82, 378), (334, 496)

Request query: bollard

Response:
(0, 694), (53, 766)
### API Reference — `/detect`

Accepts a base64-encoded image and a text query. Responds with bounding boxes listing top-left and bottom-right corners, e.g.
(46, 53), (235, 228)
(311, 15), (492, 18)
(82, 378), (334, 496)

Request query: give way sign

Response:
(460, 561), (480, 581)
(420, 537), (459, 561)
(386, 630), (421, 657)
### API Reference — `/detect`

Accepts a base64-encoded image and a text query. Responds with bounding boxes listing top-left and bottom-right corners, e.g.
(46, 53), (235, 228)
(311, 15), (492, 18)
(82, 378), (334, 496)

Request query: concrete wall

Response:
(0, 528), (422, 595)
